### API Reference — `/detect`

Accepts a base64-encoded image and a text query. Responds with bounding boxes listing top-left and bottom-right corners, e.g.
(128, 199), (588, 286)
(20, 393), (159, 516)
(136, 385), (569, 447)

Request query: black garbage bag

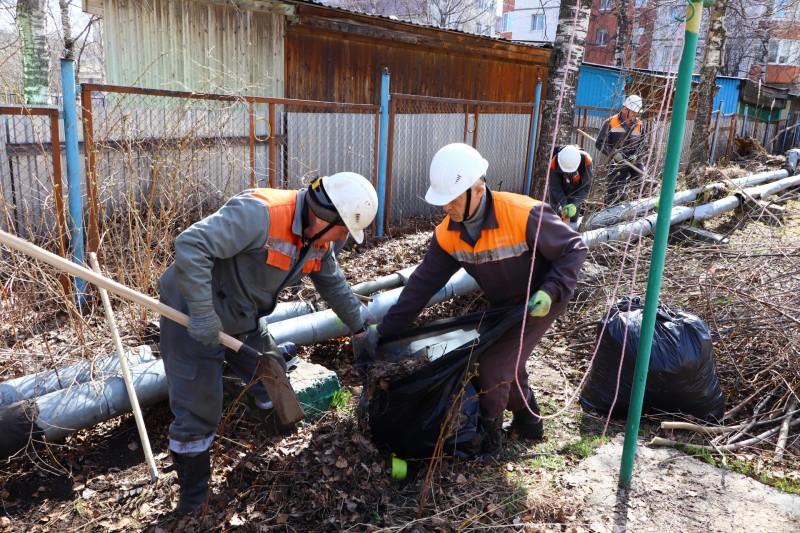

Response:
(580, 296), (725, 421)
(363, 306), (523, 459)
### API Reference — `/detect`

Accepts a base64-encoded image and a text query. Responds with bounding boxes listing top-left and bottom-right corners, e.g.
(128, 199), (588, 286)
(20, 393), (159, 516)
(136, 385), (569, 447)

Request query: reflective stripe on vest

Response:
(434, 191), (537, 265)
(249, 189), (329, 273)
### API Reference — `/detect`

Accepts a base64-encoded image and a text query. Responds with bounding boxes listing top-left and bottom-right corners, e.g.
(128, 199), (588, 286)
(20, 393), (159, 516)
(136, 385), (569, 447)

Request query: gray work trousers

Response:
(159, 302), (278, 454)
(475, 298), (569, 419)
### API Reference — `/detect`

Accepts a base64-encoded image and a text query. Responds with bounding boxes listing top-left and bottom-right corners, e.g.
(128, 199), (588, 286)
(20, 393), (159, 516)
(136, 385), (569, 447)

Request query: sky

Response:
(0, 0), (91, 34)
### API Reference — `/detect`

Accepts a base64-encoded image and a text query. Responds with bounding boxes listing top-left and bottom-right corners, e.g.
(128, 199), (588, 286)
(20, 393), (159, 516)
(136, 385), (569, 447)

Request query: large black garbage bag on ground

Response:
(364, 306), (523, 459)
(580, 296), (725, 421)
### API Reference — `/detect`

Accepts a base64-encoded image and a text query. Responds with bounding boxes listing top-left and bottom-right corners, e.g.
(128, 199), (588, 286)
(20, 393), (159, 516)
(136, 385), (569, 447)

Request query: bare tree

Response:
(688, 0), (728, 183)
(322, 0), (496, 33)
(614, 0), (630, 67)
(16, 0), (49, 104)
(533, 0), (592, 199)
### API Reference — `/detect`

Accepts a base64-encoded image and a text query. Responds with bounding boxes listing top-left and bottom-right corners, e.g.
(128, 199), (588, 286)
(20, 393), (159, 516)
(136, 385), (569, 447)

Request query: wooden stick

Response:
(576, 128), (644, 175)
(89, 253), (158, 482)
(776, 398), (798, 460)
(0, 229), (305, 426)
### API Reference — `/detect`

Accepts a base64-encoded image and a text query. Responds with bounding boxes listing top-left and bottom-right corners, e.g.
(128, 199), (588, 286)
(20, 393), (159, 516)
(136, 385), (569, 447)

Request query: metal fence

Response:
(386, 94), (536, 225)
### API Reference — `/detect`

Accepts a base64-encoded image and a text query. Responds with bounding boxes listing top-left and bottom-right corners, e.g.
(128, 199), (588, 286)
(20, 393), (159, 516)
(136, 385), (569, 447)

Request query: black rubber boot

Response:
(480, 417), (504, 461)
(503, 389), (544, 440)
(169, 450), (211, 515)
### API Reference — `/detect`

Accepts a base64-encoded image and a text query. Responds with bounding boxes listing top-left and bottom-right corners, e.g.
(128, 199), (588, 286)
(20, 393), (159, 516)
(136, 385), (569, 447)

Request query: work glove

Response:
(353, 324), (379, 361)
(560, 203), (577, 219)
(527, 291), (552, 318)
(188, 309), (222, 346)
(612, 152), (625, 163)
(353, 324), (379, 381)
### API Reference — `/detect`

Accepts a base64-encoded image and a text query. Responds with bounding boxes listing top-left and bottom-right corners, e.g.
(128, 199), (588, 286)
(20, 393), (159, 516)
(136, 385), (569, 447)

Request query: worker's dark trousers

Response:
(475, 298), (570, 419)
(605, 164), (643, 206)
(159, 299), (279, 455)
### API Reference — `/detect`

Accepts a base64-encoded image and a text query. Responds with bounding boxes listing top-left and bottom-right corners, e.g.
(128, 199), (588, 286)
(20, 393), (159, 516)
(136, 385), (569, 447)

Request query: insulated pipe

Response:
(0, 346), (155, 408)
(269, 269), (479, 346)
(584, 169), (789, 229)
(0, 359), (167, 460)
(583, 173), (800, 248)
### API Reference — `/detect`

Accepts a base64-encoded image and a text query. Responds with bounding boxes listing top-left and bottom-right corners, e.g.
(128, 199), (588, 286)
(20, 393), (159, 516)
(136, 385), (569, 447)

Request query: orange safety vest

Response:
(248, 189), (330, 273)
(609, 114), (642, 137)
(434, 192), (539, 266)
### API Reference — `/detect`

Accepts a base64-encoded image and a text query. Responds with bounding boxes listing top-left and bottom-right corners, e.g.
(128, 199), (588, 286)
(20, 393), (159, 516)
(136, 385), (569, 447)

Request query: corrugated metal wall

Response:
(285, 4), (550, 104)
(102, 0), (284, 96)
(576, 64), (626, 113)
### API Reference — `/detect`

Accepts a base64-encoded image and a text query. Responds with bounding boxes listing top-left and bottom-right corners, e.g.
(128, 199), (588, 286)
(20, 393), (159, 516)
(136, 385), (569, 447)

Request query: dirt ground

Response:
(1, 161), (799, 532)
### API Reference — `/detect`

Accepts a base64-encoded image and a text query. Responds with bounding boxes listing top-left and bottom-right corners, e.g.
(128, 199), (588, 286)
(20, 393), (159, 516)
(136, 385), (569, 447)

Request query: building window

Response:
(635, 0), (647, 7)
(596, 28), (609, 45)
(670, 6), (683, 20)
(477, 0), (494, 10)
(600, 0), (612, 11)
(531, 13), (545, 31)
(632, 26), (645, 45)
(769, 40), (799, 64)
(774, 0), (788, 19)
(502, 12), (513, 32)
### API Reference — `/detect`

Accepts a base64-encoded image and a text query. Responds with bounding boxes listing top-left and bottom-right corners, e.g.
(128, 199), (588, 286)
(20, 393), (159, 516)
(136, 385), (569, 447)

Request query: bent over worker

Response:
(547, 144), (593, 225)
(158, 173), (379, 514)
(376, 143), (588, 459)
(595, 94), (648, 206)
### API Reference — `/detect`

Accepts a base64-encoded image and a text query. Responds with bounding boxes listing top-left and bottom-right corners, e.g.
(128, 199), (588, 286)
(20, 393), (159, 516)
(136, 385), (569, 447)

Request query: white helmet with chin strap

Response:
(426, 143), (488, 206)
(557, 145), (582, 173)
(308, 172), (378, 243)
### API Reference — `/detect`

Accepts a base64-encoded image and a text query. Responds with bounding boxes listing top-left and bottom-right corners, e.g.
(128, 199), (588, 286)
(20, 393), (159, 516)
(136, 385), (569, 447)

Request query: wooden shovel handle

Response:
(0, 229), (305, 425)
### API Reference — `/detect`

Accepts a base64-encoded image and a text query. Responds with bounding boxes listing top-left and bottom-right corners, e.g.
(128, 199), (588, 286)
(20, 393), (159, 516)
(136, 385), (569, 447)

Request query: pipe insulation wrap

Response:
(0, 359), (167, 459)
(0, 346), (155, 408)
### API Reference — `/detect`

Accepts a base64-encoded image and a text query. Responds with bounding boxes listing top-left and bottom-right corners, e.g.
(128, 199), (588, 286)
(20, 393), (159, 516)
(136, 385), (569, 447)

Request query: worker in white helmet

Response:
(157, 172), (379, 514)
(595, 94), (649, 205)
(377, 143), (588, 461)
(547, 144), (594, 226)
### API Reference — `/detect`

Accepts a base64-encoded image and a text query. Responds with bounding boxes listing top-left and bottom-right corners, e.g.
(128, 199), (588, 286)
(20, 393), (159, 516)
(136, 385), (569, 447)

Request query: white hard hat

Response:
(623, 95), (643, 113)
(557, 145), (581, 173)
(318, 172), (378, 244)
(426, 143), (489, 206)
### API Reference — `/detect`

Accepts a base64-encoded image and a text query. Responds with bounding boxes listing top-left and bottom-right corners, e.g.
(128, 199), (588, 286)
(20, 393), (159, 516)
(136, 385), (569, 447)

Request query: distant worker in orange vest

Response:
(376, 143), (588, 460)
(157, 173), (379, 514)
(547, 144), (594, 227)
(595, 94), (648, 206)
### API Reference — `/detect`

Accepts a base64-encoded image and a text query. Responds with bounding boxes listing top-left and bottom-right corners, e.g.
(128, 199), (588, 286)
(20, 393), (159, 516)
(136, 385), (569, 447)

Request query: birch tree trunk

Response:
(614, 0), (630, 67)
(532, 0), (592, 199)
(687, 0), (727, 185)
(17, 0), (50, 105)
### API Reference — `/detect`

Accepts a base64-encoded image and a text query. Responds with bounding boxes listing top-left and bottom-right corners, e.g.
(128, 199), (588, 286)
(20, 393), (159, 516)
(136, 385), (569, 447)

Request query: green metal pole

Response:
(618, 0), (711, 489)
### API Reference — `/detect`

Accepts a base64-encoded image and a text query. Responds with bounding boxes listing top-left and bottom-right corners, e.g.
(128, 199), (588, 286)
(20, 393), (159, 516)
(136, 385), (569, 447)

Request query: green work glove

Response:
(527, 291), (552, 318)
(612, 152), (625, 163)
(562, 204), (577, 218)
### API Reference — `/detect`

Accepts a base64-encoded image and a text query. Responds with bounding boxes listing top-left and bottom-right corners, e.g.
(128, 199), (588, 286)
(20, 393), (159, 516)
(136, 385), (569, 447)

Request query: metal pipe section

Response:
(584, 173), (800, 248)
(0, 359), (167, 459)
(0, 346), (155, 408)
(269, 269), (478, 346)
(376, 68), (390, 238)
(60, 58), (87, 304)
(584, 169), (789, 229)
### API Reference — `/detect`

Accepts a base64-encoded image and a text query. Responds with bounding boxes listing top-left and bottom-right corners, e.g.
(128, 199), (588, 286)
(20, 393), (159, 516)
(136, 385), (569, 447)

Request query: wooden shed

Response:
(284, 0), (550, 104)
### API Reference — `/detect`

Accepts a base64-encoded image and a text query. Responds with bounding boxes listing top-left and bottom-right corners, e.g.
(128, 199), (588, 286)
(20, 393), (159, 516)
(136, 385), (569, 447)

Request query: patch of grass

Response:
(330, 387), (352, 410)
(561, 435), (609, 460)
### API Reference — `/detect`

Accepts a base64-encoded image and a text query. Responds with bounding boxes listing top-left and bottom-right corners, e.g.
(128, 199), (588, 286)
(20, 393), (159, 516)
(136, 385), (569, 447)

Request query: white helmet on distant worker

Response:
(316, 172), (378, 244)
(557, 145), (582, 173)
(426, 143), (489, 206)
(622, 94), (643, 113)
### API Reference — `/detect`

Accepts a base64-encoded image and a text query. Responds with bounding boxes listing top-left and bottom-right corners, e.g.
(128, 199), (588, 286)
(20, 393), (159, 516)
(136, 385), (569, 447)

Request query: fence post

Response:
(524, 80), (542, 197)
(60, 57), (87, 305)
(709, 99), (723, 165)
(376, 68), (390, 238)
(741, 105), (748, 137)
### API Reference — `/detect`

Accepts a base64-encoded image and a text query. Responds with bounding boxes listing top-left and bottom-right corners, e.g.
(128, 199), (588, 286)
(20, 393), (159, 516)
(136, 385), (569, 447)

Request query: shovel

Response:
(0, 229), (306, 426)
